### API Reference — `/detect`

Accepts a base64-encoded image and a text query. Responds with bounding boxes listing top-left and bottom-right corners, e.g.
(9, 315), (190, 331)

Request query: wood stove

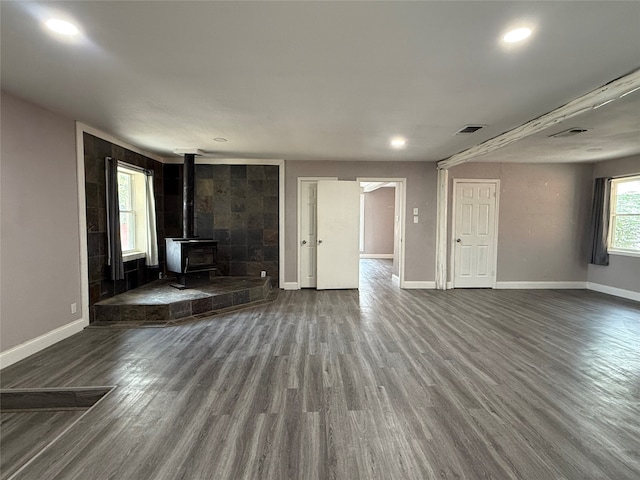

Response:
(165, 152), (217, 288)
(165, 238), (217, 288)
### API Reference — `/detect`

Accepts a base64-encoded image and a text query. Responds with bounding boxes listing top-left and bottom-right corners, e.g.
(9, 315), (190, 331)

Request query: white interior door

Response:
(453, 181), (498, 288)
(317, 181), (360, 289)
(299, 181), (318, 288)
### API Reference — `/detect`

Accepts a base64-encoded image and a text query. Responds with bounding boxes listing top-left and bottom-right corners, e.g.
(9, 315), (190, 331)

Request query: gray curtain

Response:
(588, 177), (611, 266)
(105, 157), (125, 280)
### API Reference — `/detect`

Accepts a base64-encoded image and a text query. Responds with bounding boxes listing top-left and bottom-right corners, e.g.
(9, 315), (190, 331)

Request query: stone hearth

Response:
(92, 276), (272, 325)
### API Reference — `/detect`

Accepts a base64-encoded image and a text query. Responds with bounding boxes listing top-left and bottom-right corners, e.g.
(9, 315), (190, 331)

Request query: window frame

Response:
(117, 169), (136, 253)
(607, 174), (640, 258)
(117, 165), (148, 259)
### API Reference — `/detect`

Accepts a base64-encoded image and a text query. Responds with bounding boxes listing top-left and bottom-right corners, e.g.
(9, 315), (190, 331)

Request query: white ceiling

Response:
(2, 1), (639, 163)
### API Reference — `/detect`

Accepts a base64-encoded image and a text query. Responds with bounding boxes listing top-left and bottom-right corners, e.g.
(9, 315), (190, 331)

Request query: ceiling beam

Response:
(437, 68), (640, 170)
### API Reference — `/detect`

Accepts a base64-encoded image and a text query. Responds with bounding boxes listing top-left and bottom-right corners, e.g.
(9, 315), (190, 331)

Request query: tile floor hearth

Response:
(92, 276), (273, 326)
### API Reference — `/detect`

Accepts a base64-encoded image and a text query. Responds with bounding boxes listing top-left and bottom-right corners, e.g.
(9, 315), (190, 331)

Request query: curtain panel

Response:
(105, 157), (125, 280)
(145, 173), (159, 268)
(588, 177), (611, 266)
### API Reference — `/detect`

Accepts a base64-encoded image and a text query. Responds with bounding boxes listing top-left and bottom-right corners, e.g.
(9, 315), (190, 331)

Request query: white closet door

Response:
(453, 182), (497, 288)
(316, 181), (360, 290)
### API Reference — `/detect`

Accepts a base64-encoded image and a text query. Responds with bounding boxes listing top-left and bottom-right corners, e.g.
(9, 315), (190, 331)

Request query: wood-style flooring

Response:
(1, 259), (639, 479)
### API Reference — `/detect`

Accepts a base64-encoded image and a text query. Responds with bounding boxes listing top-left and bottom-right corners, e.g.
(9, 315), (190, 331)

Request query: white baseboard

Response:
(283, 282), (299, 290)
(360, 254), (393, 259)
(495, 281), (587, 289)
(402, 281), (436, 289)
(587, 283), (640, 302)
(446, 281), (453, 289)
(392, 274), (400, 287)
(0, 318), (87, 370)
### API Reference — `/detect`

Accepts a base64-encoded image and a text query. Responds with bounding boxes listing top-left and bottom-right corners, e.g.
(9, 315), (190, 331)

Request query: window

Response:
(608, 175), (640, 255)
(118, 170), (136, 252)
(117, 165), (148, 257)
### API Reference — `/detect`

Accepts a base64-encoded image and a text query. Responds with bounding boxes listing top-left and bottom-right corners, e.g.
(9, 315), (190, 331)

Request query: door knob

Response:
(301, 240), (307, 245)
(456, 238), (461, 243)
(318, 240), (323, 244)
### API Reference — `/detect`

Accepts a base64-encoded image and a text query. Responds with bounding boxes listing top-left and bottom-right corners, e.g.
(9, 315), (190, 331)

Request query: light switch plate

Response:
(413, 216), (419, 224)
(413, 207), (419, 215)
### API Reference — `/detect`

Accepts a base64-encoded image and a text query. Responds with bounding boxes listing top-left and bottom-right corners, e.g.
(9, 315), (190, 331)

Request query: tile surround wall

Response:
(190, 164), (280, 282)
(163, 164), (183, 239)
(84, 133), (165, 321)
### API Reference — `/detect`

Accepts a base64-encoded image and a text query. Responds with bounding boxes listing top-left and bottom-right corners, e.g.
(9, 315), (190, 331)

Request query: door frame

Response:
(450, 179), (500, 289)
(297, 177), (337, 290)
(357, 177), (406, 288)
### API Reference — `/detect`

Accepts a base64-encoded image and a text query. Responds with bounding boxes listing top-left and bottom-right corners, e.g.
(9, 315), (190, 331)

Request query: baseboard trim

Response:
(283, 282), (300, 290)
(0, 318), (87, 370)
(446, 281), (453, 290)
(391, 274), (400, 287)
(360, 254), (393, 259)
(402, 281), (436, 289)
(587, 283), (640, 302)
(495, 281), (588, 289)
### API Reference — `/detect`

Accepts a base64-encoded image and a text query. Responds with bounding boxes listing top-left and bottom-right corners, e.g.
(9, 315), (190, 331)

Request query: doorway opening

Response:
(357, 177), (406, 287)
(359, 181), (402, 289)
(297, 177), (406, 290)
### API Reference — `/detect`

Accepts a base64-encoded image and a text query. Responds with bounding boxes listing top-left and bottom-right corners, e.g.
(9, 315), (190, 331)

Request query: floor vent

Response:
(0, 386), (114, 412)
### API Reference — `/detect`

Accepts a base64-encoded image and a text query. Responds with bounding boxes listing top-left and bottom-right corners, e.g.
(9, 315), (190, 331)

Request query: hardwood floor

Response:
(1, 259), (639, 479)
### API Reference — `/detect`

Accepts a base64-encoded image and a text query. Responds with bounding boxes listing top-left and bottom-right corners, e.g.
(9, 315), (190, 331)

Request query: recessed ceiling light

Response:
(390, 137), (407, 149)
(45, 18), (79, 36)
(213, 137), (227, 142)
(503, 27), (532, 43)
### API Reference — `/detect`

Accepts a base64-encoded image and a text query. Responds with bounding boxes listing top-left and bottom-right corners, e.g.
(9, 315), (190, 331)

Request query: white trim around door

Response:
(435, 168), (448, 289)
(357, 177), (407, 288)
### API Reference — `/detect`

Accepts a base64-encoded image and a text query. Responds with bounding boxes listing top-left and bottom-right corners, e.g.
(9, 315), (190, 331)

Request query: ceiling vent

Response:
(455, 125), (485, 135)
(549, 128), (588, 138)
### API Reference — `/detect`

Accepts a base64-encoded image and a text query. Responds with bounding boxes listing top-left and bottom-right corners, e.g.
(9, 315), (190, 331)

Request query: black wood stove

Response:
(165, 152), (217, 288)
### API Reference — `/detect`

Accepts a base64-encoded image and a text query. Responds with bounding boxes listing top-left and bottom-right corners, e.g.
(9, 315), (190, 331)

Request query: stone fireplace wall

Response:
(84, 133), (165, 321)
(189, 164), (279, 283)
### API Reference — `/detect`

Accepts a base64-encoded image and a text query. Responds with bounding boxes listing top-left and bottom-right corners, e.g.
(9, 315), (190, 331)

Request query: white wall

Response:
(588, 155), (640, 295)
(1, 91), (83, 361)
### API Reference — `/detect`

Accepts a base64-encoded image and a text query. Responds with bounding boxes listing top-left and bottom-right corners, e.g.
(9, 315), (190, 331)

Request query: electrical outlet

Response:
(261, 271), (267, 277)
(71, 303), (77, 314)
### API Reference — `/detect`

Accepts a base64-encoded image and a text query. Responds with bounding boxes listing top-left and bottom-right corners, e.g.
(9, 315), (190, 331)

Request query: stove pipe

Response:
(183, 153), (195, 238)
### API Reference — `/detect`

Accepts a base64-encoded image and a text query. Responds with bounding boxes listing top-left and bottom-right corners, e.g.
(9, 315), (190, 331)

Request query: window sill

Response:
(122, 251), (146, 262)
(608, 250), (640, 259)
